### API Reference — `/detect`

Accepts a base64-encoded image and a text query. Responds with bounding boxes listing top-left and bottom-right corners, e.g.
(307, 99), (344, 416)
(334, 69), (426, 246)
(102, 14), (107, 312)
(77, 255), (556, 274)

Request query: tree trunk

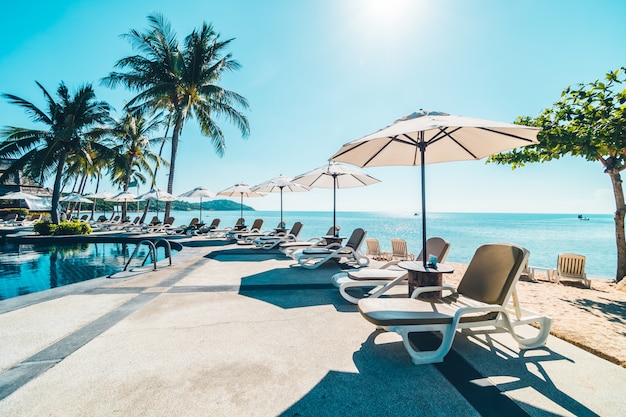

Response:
(609, 171), (626, 282)
(51, 152), (68, 224)
(164, 114), (183, 219)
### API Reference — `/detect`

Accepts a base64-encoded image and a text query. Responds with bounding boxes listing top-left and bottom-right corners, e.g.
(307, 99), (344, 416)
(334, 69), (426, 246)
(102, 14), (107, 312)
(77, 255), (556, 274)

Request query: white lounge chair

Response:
(390, 238), (414, 260)
(280, 226), (340, 256)
(253, 222), (303, 250)
(332, 237), (451, 304)
(294, 228), (369, 269)
(358, 243), (552, 365)
(365, 238), (390, 261)
(555, 253), (590, 288)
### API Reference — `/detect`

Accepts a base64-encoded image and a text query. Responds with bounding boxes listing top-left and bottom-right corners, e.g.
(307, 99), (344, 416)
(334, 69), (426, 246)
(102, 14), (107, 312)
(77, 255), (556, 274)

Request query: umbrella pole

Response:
(420, 135), (428, 268)
(240, 194), (243, 220)
(280, 187), (284, 226)
(200, 197), (203, 222)
(333, 175), (338, 236)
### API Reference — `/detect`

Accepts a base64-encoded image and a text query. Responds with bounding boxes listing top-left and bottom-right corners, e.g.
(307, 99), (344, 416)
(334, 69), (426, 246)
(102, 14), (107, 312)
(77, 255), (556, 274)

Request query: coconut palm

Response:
(0, 82), (111, 223)
(102, 13), (250, 218)
(106, 109), (166, 219)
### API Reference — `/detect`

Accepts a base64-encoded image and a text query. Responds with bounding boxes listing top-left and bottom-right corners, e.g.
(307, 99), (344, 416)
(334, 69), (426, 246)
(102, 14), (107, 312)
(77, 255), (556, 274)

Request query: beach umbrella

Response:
(217, 183), (266, 220)
(0, 191), (42, 210)
(138, 188), (178, 217)
(106, 191), (139, 218)
(60, 193), (93, 203)
(85, 191), (114, 220)
(292, 162), (380, 236)
(177, 186), (216, 222)
(251, 175), (310, 227)
(330, 109), (540, 267)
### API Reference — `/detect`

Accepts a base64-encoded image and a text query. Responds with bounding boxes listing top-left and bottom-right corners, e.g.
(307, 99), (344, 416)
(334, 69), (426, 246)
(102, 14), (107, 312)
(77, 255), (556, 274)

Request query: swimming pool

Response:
(0, 241), (177, 301)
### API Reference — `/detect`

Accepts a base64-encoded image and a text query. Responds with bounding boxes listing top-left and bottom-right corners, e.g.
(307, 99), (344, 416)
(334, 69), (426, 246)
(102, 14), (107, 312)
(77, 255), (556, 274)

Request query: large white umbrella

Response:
(292, 162), (380, 235)
(251, 175), (310, 227)
(105, 191), (139, 202)
(177, 186), (216, 222)
(217, 183), (266, 220)
(0, 191), (41, 210)
(331, 110), (540, 266)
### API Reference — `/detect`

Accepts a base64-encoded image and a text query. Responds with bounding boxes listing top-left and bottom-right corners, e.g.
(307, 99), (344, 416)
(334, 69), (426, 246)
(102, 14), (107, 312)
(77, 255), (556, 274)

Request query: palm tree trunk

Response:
(51, 152), (68, 224)
(164, 114), (183, 218)
(609, 171), (626, 282)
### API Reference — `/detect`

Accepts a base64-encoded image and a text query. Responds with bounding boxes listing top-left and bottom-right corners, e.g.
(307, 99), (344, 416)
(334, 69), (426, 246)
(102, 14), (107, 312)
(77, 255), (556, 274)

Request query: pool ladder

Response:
(123, 238), (173, 272)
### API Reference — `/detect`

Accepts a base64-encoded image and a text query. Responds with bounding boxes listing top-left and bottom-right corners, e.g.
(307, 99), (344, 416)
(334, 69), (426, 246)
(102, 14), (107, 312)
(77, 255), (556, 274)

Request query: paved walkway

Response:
(1, 238), (625, 416)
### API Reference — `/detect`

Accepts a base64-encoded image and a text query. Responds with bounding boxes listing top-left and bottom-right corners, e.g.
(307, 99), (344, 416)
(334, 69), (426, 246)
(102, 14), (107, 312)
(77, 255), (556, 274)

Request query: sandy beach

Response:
(444, 262), (626, 368)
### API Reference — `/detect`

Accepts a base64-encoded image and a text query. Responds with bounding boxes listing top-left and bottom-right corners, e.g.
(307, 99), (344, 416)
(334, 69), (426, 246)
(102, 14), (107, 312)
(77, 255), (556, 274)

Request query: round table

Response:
(398, 261), (455, 298)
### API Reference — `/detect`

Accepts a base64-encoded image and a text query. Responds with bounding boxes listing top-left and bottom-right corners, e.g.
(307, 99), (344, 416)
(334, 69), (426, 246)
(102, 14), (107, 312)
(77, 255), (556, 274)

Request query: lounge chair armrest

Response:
(380, 260), (402, 269)
(410, 285), (456, 299)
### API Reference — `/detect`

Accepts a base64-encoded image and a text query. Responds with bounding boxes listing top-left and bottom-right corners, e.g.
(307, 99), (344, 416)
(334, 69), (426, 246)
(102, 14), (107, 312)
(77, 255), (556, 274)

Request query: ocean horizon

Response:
(143, 210), (617, 281)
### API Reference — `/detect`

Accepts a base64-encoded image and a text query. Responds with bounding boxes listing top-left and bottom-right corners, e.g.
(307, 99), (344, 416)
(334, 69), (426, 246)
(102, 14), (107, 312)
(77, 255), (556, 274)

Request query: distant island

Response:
(170, 199), (255, 212)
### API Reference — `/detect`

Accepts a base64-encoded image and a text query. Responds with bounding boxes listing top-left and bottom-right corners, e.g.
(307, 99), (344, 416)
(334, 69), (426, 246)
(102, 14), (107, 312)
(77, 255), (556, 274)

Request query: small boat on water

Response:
(578, 214), (590, 221)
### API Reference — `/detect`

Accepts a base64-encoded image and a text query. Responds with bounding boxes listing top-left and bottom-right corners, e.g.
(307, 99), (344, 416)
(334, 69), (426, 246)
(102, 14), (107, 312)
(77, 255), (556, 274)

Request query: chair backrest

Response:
(96, 215), (107, 222)
(250, 218), (263, 230)
(346, 228), (367, 250)
(366, 238), (382, 257)
(164, 216), (175, 226)
(188, 218), (199, 227)
(208, 218), (220, 229)
(289, 222), (303, 238)
(557, 253), (586, 277)
(235, 218), (244, 226)
(149, 216), (160, 225)
(79, 214), (89, 221)
(3, 213), (17, 221)
(391, 238), (413, 260)
(415, 237), (451, 263)
(457, 243), (529, 306)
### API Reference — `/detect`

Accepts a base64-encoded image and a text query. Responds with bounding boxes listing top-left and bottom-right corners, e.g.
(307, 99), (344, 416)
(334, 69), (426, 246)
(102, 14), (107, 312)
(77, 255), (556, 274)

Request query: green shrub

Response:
(33, 220), (92, 236)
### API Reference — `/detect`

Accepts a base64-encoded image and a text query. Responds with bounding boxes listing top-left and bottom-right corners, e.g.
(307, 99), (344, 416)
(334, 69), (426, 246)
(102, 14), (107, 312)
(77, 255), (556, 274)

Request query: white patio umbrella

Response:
(60, 193), (93, 203)
(217, 183), (266, 220)
(138, 188), (178, 217)
(251, 175), (310, 227)
(85, 191), (114, 220)
(330, 110), (540, 266)
(105, 191), (139, 202)
(177, 186), (216, 222)
(0, 191), (41, 210)
(292, 162), (380, 235)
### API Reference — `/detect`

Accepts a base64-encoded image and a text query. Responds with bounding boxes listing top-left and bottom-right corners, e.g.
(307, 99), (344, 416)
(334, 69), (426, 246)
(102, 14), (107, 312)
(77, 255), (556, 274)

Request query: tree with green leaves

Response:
(489, 67), (626, 282)
(102, 13), (250, 218)
(106, 109), (165, 219)
(0, 82), (112, 223)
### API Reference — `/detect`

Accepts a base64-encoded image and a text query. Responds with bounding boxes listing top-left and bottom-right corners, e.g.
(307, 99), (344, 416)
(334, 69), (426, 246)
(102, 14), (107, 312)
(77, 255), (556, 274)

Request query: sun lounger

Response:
(555, 253), (590, 288)
(294, 228), (369, 269)
(280, 226), (340, 256)
(366, 238), (390, 261)
(208, 218), (244, 238)
(253, 222), (303, 250)
(390, 238), (414, 260)
(358, 243), (552, 365)
(332, 237), (451, 304)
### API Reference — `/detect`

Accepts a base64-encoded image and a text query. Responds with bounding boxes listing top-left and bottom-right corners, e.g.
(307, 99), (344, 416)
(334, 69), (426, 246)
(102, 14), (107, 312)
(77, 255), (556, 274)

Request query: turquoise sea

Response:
(163, 210), (617, 280)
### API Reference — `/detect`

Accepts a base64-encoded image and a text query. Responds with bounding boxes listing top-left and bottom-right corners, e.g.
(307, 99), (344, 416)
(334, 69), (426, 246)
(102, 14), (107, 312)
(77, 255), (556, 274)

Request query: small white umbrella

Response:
(85, 191), (115, 220)
(331, 109), (540, 266)
(292, 162), (380, 235)
(138, 188), (177, 217)
(60, 193), (93, 203)
(252, 175), (310, 227)
(177, 186), (216, 221)
(217, 183), (265, 220)
(105, 191), (139, 202)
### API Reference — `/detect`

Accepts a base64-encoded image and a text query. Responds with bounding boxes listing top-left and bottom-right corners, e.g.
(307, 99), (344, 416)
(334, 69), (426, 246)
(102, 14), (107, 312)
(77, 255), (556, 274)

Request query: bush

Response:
(33, 220), (92, 236)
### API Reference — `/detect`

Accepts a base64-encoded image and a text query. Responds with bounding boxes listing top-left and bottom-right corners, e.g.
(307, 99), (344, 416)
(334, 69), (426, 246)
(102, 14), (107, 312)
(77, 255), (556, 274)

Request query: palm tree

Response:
(106, 109), (165, 219)
(0, 82), (111, 223)
(102, 14), (250, 218)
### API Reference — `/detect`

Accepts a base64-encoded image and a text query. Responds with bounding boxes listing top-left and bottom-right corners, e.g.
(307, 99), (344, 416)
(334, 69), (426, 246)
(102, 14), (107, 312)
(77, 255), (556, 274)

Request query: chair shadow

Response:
(280, 330), (601, 417)
(204, 247), (284, 262)
(567, 297), (626, 327)
(238, 267), (358, 312)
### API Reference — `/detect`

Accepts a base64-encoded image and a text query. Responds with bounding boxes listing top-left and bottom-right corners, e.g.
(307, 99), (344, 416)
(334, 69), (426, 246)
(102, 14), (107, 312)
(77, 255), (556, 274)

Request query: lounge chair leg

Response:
(392, 325), (455, 365)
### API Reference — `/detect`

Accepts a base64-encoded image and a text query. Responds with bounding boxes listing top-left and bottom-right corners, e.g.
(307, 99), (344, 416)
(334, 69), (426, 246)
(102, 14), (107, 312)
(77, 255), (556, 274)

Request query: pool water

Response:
(0, 242), (172, 301)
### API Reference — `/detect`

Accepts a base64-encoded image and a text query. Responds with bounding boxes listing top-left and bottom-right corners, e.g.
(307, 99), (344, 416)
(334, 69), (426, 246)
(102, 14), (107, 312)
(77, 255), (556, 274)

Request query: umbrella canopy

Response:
(292, 162), (380, 235)
(331, 110), (540, 266)
(138, 188), (178, 202)
(251, 175), (310, 227)
(60, 193), (93, 203)
(0, 191), (41, 200)
(85, 191), (114, 220)
(217, 183), (265, 220)
(105, 191), (139, 202)
(177, 187), (216, 222)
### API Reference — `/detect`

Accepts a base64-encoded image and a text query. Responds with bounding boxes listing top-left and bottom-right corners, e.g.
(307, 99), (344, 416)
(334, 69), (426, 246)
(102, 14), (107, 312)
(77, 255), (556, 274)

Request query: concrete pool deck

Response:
(1, 236), (625, 416)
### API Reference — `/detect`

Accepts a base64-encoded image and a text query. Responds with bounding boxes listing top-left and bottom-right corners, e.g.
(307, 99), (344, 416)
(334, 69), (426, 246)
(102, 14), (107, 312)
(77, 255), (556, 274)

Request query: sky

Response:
(0, 0), (624, 214)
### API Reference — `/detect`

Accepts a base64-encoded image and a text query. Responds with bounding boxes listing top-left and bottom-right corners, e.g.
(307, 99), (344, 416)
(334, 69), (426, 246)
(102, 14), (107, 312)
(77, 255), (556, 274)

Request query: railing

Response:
(123, 238), (172, 272)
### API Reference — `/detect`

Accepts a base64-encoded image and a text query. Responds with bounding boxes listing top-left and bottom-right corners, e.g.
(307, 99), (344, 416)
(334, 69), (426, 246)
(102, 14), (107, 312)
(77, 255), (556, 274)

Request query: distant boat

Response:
(578, 214), (590, 220)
